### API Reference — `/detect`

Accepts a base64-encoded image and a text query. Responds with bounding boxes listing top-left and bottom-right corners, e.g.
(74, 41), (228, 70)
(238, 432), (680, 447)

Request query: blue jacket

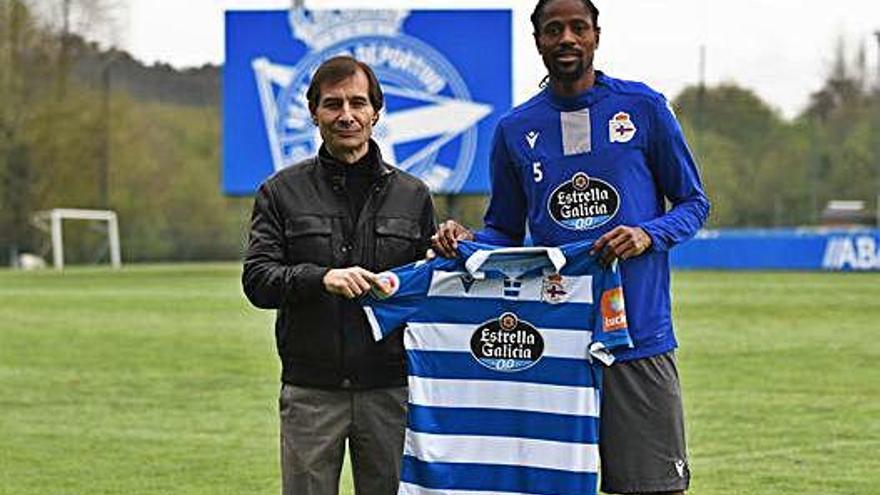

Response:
(474, 72), (710, 361)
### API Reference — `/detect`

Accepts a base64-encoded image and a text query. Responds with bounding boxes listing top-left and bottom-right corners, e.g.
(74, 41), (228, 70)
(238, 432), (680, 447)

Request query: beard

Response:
(544, 53), (593, 84)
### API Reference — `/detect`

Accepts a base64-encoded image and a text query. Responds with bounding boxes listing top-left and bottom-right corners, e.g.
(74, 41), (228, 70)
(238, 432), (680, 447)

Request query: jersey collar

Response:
(544, 71), (612, 111)
(463, 245), (567, 280)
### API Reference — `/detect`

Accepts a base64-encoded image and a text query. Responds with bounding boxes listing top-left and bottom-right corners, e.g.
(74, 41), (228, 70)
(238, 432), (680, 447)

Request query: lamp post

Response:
(874, 31), (880, 226)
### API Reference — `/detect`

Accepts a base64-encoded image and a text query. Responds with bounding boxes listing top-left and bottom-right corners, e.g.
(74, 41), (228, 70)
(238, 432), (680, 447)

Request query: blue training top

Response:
(474, 71), (710, 361)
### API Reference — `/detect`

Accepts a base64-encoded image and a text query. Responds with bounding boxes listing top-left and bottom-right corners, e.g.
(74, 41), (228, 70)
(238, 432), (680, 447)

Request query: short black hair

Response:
(306, 56), (384, 114)
(530, 0), (600, 35)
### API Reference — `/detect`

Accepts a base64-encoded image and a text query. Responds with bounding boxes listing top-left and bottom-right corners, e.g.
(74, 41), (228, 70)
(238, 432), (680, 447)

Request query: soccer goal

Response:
(31, 209), (121, 270)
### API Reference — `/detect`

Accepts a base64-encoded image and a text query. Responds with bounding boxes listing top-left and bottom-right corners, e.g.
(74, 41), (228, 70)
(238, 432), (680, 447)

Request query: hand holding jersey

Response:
(430, 219), (475, 258)
(431, 221), (653, 266)
(323, 266), (393, 299)
(589, 225), (653, 264)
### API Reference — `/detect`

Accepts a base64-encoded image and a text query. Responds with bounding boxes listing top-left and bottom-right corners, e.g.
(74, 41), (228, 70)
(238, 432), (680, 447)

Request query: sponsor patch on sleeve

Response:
(372, 272), (400, 300)
(600, 287), (627, 332)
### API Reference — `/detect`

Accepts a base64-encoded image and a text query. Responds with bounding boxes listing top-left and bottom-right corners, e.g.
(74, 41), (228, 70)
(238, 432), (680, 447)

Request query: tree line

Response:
(0, 0), (250, 265)
(673, 43), (880, 228)
(1, 0), (878, 265)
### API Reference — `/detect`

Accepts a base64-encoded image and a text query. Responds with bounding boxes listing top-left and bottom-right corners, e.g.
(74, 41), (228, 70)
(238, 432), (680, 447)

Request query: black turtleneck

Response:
(319, 143), (382, 219)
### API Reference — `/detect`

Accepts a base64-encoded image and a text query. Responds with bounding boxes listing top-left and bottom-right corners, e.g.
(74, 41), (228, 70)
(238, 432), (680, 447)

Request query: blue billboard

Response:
(672, 228), (880, 271)
(223, 8), (512, 195)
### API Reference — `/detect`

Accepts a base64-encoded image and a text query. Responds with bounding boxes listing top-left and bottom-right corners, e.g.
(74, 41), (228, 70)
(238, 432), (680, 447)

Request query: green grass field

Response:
(1, 265), (878, 494)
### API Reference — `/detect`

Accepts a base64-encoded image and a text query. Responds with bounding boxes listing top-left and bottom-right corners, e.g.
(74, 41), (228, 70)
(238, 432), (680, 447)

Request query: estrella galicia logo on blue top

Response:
(470, 312), (544, 373)
(548, 172), (620, 231)
(242, 8), (503, 194)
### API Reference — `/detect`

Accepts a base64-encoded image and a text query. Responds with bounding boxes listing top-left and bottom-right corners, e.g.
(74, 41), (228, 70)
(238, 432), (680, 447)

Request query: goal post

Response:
(31, 209), (121, 270)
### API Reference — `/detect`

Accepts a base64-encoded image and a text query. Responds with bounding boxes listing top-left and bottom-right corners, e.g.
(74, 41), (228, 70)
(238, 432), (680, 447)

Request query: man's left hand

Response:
(589, 226), (652, 265)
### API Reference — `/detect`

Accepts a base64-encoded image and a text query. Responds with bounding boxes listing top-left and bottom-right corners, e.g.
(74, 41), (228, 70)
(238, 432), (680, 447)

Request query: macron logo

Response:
(674, 459), (686, 478)
(525, 131), (540, 149)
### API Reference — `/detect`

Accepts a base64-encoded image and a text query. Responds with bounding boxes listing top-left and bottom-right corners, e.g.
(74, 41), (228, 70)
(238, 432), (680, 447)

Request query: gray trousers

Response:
(279, 384), (407, 495)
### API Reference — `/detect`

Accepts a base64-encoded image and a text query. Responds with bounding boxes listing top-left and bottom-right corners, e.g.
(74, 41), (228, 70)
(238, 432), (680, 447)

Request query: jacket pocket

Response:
(285, 215), (333, 266)
(374, 217), (421, 270)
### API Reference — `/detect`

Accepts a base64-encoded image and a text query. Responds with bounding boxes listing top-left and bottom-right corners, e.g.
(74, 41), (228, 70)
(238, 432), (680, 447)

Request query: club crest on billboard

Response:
(224, 8), (512, 195)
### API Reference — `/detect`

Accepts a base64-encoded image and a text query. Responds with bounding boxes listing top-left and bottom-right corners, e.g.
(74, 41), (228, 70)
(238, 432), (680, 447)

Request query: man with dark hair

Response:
(431, 1), (709, 494)
(243, 55), (436, 495)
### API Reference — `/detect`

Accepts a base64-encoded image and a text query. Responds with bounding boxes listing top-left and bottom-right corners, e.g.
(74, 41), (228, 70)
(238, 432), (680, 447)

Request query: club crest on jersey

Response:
(541, 273), (568, 304)
(470, 312), (545, 372)
(548, 172), (620, 231)
(371, 271), (400, 300)
(609, 112), (637, 143)
(600, 287), (627, 332)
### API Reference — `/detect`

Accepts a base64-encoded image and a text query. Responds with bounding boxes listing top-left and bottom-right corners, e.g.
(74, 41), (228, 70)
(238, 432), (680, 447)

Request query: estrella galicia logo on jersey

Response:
(548, 172), (620, 231)
(470, 312), (544, 372)
(251, 9), (494, 193)
(609, 111), (637, 143)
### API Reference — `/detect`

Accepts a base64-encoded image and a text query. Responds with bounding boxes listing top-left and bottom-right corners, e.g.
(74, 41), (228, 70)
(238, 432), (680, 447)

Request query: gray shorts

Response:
(600, 351), (690, 494)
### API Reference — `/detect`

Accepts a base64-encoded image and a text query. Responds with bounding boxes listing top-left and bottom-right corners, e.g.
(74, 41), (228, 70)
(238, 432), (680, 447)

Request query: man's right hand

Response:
(323, 267), (384, 299)
(430, 219), (474, 258)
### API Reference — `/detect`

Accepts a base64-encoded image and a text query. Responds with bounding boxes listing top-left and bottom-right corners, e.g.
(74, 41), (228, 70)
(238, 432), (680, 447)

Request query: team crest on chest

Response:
(609, 112), (637, 143)
(541, 273), (569, 304)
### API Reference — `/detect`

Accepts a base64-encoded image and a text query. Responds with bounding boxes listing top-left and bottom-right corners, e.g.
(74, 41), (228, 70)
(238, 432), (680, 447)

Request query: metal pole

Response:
(809, 120), (820, 225)
(874, 31), (880, 226)
(51, 210), (64, 270)
(874, 31), (880, 88)
(695, 45), (706, 154)
(108, 212), (121, 269)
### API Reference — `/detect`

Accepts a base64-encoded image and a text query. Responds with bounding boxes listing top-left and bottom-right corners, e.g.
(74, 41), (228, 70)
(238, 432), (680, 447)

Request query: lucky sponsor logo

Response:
(600, 287), (627, 332)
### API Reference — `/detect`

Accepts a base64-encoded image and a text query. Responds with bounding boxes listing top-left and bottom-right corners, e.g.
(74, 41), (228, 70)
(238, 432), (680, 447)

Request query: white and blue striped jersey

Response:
(361, 239), (633, 495)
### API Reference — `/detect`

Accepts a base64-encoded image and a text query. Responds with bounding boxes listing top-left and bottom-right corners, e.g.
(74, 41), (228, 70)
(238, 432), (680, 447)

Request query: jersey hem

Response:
(613, 341), (677, 362)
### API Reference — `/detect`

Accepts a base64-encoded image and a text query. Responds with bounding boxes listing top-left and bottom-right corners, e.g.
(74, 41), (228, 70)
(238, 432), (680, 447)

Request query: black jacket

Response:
(242, 146), (436, 389)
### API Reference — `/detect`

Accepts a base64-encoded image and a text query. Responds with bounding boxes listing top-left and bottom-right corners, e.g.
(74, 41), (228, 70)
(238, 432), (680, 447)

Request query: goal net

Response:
(31, 209), (121, 270)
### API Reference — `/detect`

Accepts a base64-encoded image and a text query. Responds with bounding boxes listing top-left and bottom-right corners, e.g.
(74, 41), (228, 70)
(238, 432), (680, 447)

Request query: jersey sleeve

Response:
(360, 259), (435, 342)
(590, 260), (634, 365)
(474, 123), (527, 246)
(639, 95), (711, 252)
